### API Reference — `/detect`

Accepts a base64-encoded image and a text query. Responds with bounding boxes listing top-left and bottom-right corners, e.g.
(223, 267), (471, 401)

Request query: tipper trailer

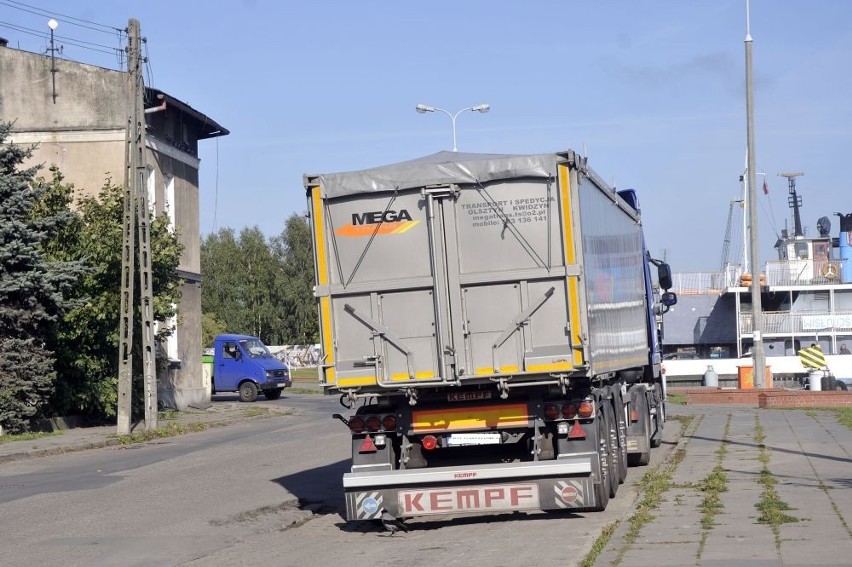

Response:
(304, 150), (676, 525)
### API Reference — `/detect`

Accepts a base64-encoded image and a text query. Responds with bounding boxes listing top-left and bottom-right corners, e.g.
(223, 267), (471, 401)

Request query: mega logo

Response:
(335, 208), (420, 237)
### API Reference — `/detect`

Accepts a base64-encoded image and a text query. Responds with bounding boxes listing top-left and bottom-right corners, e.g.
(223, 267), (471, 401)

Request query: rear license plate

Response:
(447, 433), (501, 446)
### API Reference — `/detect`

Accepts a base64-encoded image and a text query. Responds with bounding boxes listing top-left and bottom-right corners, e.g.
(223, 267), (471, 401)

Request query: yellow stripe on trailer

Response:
(311, 188), (335, 384)
(412, 403), (529, 433)
(336, 376), (379, 388)
(559, 164), (584, 367)
(390, 371), (436, 381)
(526, 361), (574, 373)
(473, 365), (520, 375)
(798, 345), (827, 369)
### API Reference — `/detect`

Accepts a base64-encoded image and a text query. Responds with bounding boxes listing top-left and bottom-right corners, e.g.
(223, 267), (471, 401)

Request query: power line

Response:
(0, 20), (123, 56)
(0, 0), (121, 34)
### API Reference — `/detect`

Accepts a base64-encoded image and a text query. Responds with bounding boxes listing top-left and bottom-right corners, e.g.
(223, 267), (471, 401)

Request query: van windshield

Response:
(239, 338), (272, 359)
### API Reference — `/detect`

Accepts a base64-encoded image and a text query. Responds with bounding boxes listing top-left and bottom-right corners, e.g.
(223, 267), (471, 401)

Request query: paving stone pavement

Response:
(595, 404), (852, 567)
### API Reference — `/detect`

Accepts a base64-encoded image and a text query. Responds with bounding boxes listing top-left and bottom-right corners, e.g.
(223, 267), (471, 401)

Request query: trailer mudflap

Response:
(344, 455), (595, 520)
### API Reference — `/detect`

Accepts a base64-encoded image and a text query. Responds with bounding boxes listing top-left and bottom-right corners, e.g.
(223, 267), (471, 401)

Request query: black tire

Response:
(264, 388), (282, 400)
(604, 406), (619, 498)
(589, 407), (611, 512)
(612, 392), (628, 484)
(238, 381), (259, 402)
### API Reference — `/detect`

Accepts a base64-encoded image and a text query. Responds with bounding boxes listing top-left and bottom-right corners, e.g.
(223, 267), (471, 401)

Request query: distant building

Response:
(0, 42), (228, 409)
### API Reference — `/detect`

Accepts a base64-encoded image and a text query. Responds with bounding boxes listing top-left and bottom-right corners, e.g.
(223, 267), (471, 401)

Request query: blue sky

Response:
(2, 0), (850, 271)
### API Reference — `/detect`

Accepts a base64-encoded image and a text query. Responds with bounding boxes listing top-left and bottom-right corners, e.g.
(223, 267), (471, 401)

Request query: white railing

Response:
(673, 259), (846, 294)
(764, 259), (845, 286)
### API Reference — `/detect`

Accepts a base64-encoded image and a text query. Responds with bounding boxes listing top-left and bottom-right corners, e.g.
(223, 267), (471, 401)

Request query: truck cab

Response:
(211, 334), (291, 401)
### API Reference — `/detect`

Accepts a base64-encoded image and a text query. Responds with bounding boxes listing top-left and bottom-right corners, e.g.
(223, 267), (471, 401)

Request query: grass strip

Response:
(753, 416), (798, 549)
(116, 420), (207, 445)
(0, 430), (62, 445)
(696, 412), (731, 561)
(578, 520), (620, 567)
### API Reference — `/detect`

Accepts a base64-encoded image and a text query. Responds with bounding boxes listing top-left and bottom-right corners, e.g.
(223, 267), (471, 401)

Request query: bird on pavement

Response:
(380, 510), (409, 534)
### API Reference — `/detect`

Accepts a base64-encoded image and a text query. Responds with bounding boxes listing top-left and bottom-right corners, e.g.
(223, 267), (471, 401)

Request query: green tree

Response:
(32, 171), (183, 421)
(0, 125), (85, 433)
(201, 228), (249, 334)
(201, 227), (287, 343)
(201, 311), (227, 348)
(271, 214), (318, 344)
(239, 226), (284, 340)
(201, 216), (317, 346)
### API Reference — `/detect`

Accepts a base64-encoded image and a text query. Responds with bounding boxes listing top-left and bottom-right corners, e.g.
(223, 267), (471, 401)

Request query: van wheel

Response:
(264, 389), (282, 400)
(239, 382), (259, 402)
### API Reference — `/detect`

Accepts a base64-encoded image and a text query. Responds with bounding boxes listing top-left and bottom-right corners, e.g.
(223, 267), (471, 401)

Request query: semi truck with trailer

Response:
(304, 150), (676, 526)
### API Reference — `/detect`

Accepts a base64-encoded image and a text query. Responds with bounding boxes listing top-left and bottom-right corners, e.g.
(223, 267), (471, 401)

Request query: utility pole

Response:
(745, 0), (767, 388)
(117, 18), (157, 434)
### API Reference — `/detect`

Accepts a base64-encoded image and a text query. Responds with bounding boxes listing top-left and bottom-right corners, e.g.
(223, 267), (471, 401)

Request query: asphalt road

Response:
(0, 392), (677, 567)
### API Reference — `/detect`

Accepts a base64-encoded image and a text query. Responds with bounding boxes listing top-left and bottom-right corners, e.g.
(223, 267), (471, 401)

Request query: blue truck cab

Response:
(212, 334), (291, 401)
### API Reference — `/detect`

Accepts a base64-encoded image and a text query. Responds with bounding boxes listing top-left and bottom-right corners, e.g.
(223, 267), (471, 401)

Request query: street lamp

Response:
(48, 18), (58, 104)
(415, 103), (490, 151)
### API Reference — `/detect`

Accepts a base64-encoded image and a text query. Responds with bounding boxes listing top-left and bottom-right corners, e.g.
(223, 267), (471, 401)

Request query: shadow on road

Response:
(272, 459), (349, 518)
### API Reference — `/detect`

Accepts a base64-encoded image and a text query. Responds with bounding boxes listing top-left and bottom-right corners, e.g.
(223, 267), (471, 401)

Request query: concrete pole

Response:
(745, 0), (767, 388)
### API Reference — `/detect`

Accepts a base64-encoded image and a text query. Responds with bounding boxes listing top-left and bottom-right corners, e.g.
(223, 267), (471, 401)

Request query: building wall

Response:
(1, 46), (212, 410)
(663, 294), (737, 347)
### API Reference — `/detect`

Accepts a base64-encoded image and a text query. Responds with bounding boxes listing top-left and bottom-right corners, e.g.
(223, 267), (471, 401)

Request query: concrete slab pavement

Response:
(596, 404), (852, 567)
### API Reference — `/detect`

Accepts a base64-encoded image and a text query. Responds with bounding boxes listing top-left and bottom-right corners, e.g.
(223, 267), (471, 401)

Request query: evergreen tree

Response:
(0, 124), (84, 433)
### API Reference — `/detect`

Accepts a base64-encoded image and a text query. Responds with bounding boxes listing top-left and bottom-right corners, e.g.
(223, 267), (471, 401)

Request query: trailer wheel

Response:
(627, 394), (651, 466)
(589, 408), (611, 512)
(239, 381), (259, 402)
(612, 391), (628, 484)
(604, 406), (619, 498)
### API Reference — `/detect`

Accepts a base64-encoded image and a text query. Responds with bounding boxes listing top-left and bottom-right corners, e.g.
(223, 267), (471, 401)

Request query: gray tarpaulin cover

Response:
(312, 151), (564, 199)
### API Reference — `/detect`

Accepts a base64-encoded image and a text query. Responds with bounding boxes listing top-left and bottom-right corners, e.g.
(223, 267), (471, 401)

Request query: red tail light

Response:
(382, 415), (397, 431)
(562, 403), (578, 419)
(349, 416), (365, 433)
(365, 416), (381, 432)
(544, 404), (559, 420)
(578, 401), (594, 418)
(422, 435), (438, 451)
(630, 409), (640, 422)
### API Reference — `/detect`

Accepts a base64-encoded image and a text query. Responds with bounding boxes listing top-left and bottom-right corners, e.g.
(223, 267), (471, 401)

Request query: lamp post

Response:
(48, 18), (58, 104)
(744, 0), (766, 388)
(415, 103), (490, 151)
